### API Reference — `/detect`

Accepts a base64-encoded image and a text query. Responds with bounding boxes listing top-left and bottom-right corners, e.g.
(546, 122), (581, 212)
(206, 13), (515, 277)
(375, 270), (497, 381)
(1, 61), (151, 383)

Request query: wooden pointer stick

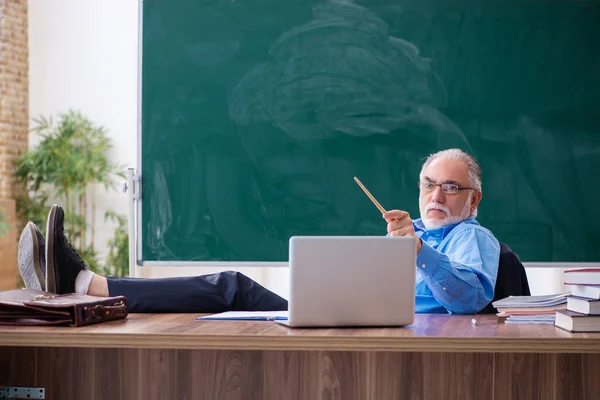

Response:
(353, 176), (387, 214)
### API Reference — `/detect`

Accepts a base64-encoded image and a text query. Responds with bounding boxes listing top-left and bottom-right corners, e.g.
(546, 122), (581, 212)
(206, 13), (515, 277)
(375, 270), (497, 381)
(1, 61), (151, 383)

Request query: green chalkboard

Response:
(140, 0), (600, 263)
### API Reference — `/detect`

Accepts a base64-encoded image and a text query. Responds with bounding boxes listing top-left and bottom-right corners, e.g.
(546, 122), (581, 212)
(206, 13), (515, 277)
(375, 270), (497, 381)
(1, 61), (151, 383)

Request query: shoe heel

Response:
(46, 206), (57, 292)
(18, 224), (43, 291)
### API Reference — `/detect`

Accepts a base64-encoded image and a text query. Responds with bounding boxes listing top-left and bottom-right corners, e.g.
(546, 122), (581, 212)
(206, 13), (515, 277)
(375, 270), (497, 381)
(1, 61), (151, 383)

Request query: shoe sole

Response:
(46, 205), (57, 293)
(18, 222), (44, 291)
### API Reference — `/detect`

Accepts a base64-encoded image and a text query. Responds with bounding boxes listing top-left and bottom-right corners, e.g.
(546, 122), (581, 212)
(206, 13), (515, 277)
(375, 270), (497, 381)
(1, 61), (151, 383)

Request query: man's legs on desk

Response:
(18, 204), (288, 313)
(102, 273), (287, 313)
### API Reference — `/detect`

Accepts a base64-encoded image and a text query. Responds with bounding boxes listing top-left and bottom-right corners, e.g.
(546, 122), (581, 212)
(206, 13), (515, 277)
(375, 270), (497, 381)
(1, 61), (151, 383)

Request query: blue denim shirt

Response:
(412, 217), (500, 314)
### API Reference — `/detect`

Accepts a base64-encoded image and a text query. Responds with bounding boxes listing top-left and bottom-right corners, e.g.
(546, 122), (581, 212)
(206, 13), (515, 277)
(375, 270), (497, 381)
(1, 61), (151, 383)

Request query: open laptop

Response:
(276, 236), (416, 328)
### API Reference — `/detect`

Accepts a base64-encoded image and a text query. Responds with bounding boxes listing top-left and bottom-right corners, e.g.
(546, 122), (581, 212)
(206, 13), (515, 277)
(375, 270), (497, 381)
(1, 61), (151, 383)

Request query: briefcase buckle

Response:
(32, 295), (55, 300)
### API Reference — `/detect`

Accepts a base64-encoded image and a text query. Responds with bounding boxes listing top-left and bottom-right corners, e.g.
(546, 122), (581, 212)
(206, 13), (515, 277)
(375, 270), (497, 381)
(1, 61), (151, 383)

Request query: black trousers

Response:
(107, 271), (288, 313)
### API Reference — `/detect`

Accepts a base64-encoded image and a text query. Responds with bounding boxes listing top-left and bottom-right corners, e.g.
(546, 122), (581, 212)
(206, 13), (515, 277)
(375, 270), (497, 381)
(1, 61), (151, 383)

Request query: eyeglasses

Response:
(419, 181), (477, 195)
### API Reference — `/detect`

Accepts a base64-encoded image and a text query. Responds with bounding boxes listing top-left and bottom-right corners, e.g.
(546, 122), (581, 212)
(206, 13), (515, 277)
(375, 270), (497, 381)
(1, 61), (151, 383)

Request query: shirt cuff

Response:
(416, 240), (442, 278)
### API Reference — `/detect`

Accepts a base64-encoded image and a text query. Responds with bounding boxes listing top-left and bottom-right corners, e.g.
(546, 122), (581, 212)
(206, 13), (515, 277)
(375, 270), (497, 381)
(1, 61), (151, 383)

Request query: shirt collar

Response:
(413, 216), (478, 237)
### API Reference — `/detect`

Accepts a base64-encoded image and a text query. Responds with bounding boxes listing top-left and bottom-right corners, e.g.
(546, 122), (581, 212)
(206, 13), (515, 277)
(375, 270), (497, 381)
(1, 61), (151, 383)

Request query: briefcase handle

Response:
(83, 301), (127, 323)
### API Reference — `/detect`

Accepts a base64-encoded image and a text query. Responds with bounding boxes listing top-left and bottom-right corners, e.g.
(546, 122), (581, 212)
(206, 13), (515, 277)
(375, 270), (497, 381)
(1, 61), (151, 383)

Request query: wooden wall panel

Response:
(556, 353), (600, 400)
(494, 353), (556, 400)
(0, 346), (36, 387)
(92, 348), (140, 400)
(138, 348), (178, 400)
(4, 347), (600, 400)
(320, 351), (362, 399)
(36, 347), (95, 399)
(0, 347), (8, 386)
(369, 351), (423, 399)
(262, 350), (320, 400)
(423, 352), (493, 400)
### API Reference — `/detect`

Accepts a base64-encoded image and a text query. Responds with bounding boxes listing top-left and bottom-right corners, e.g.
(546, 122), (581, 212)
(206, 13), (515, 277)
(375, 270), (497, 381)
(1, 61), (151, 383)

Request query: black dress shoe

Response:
(45, 204), (88, 294)
(18, 222), (46, 290)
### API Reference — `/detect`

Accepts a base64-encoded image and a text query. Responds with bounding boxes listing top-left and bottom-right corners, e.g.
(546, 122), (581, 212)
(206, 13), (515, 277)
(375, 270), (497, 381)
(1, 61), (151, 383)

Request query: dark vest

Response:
(479, 242), (531, 314)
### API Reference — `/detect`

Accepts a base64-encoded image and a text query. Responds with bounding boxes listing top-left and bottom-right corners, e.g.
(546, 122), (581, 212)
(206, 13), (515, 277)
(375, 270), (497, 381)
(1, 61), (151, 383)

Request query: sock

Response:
(75, 269), (95, 295)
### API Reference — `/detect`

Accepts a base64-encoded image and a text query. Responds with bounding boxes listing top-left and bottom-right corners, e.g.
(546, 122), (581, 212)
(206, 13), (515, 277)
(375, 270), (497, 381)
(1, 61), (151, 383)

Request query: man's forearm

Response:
(416, 241), (494, 314)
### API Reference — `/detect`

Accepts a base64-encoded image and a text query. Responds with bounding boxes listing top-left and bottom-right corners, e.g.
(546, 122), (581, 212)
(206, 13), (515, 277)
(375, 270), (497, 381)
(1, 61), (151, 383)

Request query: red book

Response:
(564, 268), (600, 286)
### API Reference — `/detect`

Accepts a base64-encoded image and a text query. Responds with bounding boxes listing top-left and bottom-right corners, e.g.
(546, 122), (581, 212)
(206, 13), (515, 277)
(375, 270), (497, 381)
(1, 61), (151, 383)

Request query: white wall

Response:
(28, 0), (138, 261)
(28, 0), (569, 302)
(525, 267), (569, 296)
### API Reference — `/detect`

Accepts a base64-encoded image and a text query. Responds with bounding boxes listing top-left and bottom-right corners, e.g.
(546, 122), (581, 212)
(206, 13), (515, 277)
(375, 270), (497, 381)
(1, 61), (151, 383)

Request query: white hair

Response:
(419, 148), (482, 190)
(419, 148), (482, 218)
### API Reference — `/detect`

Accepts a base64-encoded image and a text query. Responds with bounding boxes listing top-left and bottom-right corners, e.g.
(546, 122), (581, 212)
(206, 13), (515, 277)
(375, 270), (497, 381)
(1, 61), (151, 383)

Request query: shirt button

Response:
(442, 287), (447, 291)
(421, 264), (426, 269)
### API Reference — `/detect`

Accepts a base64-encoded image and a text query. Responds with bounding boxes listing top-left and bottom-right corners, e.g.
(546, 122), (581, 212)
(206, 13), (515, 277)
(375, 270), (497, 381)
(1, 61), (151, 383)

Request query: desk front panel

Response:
(1, 346), (599, 400)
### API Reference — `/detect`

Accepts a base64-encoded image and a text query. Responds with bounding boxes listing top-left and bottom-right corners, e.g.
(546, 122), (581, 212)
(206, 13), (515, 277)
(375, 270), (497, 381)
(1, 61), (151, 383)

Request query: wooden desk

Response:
(1, 314), (599, 399)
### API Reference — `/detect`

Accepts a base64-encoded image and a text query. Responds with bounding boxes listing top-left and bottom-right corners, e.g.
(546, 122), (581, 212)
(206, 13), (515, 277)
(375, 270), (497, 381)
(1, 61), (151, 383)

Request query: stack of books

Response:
(555, 268), (600, 332)
(492, 293), (569, 324)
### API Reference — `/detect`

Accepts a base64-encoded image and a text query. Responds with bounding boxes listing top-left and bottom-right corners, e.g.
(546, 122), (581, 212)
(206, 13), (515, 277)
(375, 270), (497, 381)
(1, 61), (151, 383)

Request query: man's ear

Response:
(470, 190), (482, 214)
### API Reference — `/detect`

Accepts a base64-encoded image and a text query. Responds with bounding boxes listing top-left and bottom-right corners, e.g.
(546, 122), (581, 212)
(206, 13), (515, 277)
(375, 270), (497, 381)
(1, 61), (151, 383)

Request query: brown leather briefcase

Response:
(0, 289), (128, 326)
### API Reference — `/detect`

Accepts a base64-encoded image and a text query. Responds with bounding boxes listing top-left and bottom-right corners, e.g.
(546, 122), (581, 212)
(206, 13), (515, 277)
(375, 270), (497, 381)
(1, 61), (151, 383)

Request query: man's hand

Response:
(383, 210), (422, 253)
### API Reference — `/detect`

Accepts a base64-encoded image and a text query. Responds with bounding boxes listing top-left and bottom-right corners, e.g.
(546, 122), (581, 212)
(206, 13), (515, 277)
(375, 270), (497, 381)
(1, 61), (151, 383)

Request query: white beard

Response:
(420, 195), (473, 230)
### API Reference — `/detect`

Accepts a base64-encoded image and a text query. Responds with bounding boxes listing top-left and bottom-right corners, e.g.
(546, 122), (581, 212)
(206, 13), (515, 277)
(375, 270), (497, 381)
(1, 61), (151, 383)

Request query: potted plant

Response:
(14, 110), (129, 276)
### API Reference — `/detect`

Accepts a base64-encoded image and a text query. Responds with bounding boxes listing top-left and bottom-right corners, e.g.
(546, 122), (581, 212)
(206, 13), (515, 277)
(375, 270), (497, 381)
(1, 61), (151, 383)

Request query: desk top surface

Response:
(1, 314), (599, 353)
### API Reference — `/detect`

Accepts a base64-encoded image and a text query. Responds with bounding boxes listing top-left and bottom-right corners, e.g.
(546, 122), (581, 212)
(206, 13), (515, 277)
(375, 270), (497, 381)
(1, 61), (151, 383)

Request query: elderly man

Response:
(17, 148), (499, 315)
(384, 148), (499, 314)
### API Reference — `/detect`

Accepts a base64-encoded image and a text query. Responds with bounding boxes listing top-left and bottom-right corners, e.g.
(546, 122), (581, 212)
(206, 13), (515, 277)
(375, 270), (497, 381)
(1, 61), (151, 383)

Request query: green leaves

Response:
(16, 110), (124, 195)
(0, 206), (11, 237)
(104, 210), (129, 277)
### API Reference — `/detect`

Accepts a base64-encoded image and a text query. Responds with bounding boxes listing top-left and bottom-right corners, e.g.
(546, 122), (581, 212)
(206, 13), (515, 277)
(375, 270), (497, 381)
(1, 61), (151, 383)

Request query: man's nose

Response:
(431, 186), (445, 203)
